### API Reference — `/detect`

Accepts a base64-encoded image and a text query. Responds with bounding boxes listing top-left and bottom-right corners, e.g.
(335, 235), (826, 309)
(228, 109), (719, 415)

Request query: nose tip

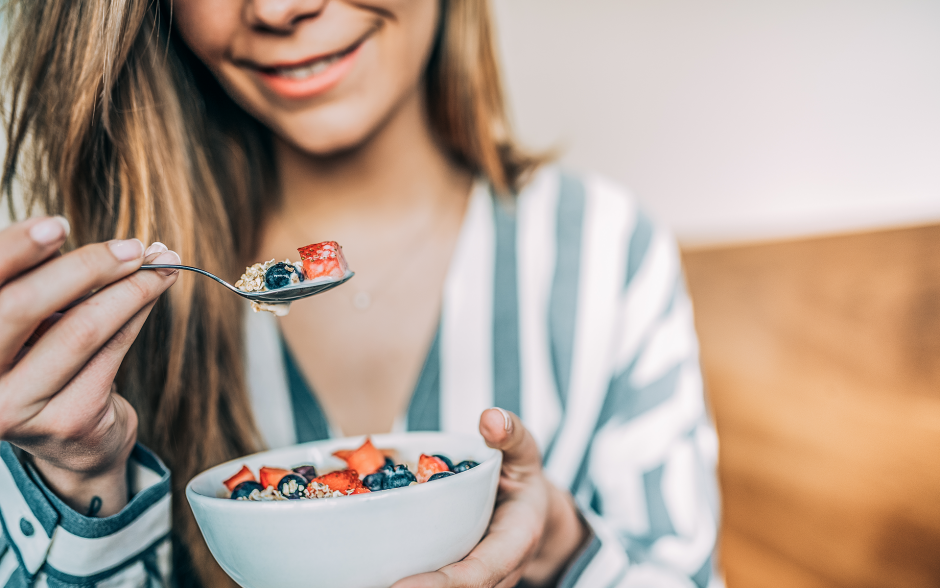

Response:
(246, 0), (328, 32)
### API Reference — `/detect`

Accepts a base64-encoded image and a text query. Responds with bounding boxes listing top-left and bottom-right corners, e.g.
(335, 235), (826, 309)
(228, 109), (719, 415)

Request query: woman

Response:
(0, 1), (721, 586)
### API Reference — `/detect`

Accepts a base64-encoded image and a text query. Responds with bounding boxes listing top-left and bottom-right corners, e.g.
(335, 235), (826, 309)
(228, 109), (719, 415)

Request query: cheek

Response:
(172, 0), (241, 68)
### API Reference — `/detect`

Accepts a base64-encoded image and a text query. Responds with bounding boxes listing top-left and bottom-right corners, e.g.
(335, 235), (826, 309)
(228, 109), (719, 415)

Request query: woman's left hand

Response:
(392, 408), (590, 588)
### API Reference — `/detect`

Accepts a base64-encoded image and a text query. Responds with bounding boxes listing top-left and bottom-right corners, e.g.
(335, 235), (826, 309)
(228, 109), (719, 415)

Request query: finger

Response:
(19, 242), (170, 352)
(3, 249), (179, 411)
(144, 241), (168, 257)
(44, 298), (156, 417)
(0, 216), (70, 286)
(24, 313), (64, 348)
(143, 242), (177, 276)
(391, 498), (541, 588)
(479, 408), (543, 477)
(0, 238), (146, 363)
(20, 299), (156, 445)
(390, 557), (503, 588)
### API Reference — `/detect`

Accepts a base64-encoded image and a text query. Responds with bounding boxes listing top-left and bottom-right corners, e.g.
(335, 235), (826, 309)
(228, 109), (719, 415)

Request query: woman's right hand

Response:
(0, 216), (180, 517)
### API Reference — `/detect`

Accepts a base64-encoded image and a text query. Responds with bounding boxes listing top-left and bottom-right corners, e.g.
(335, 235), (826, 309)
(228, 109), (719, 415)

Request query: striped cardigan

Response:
(0, 167), (722, 587)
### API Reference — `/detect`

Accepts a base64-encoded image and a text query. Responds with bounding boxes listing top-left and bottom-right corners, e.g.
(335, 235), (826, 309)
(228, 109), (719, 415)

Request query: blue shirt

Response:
(0, 167), (723, 587)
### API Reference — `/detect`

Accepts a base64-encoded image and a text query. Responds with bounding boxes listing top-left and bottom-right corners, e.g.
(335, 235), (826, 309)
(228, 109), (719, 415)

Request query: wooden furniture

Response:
(682, 224), (940, 588)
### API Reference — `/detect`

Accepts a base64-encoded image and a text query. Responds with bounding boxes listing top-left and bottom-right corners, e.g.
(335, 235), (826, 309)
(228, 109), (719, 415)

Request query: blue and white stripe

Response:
(0, 165), (721, 587)
(0, 443), (171, 587)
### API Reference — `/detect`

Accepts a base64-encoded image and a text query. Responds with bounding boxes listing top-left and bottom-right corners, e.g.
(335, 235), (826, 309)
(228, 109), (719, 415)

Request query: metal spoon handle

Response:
(140, 264), (240, 293)
(140, 264), (353, 302)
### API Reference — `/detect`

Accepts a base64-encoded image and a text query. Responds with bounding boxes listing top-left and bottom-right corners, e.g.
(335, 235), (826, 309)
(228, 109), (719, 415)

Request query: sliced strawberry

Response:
(223, 465), (256, 492)
(298, 241), (348, 281)
(417, 454), (450, 483)
(332, 449), (353, 461)
(312, 469), (366, 494)
(351, 486), (372, 495)
(259, 466), (293, 490)
(333, 438), (386, 476)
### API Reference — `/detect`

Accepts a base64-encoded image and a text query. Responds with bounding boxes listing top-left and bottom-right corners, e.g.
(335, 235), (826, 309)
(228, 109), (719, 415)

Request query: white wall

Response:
(5, 3), (939, 245)
(492, 0), (940, 246)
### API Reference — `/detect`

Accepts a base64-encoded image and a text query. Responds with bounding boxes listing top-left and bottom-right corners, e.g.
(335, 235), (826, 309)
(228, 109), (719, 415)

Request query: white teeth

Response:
(275, 54), (341, 80)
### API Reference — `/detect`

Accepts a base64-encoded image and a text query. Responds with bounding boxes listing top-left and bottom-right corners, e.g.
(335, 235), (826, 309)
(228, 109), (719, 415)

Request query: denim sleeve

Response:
(0, 441), (171, 586)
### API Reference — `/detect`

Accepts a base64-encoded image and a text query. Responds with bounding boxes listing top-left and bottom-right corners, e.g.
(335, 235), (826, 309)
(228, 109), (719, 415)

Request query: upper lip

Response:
(240, 24), (377, 73)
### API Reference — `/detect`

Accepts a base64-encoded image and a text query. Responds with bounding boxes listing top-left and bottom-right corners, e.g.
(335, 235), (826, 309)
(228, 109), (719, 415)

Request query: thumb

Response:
(479, 408), (543, 477)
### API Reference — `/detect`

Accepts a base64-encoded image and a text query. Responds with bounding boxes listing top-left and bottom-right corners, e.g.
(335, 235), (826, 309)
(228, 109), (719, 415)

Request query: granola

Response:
(234, 241), (349, 316)
(222, 438), (478, 501)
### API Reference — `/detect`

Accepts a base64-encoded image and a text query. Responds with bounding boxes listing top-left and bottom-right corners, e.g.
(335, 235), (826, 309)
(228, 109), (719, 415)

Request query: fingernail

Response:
(494, 407), (513, 433)
(28, 216), (70, 245)
(144, 241), (168, 256)
(107, 238), (144, 261)
(152, 250), (181, 276)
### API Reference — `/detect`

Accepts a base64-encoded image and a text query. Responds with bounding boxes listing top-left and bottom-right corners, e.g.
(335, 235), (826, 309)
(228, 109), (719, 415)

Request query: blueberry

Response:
(433, 454), (454, 471)
(383, 466), (417, 489)
(380, 457), (396, 473)
(264, 262), (302, 290)
(427, 471), (455, 482)
(292, 465), (318, 480)
(452, 460), (479, 474)
(230, 481), (263, 500)
(363, 472), (386, 492)
(277, 474), (308, 499)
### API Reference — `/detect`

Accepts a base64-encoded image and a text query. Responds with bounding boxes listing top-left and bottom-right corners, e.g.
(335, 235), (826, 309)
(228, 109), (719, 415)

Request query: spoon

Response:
(140, 264), (354, 303)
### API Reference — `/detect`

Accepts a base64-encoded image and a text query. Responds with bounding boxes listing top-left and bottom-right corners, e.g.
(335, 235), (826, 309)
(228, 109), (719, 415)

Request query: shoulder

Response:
(514, 165), (676, 288)
(517, 165), (642, 212)
(515, 165), (662, 241)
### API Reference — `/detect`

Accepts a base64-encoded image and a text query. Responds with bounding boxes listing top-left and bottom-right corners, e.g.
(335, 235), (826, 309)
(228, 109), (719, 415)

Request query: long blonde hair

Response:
(2, 1), (541, 584)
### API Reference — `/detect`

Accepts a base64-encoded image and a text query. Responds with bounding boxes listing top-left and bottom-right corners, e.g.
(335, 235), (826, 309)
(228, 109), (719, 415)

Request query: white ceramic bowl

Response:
(186, 432), (501, 588)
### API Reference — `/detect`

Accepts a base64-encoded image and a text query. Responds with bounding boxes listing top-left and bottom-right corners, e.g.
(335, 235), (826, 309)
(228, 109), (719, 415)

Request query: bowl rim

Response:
(185, 432), (502, 509)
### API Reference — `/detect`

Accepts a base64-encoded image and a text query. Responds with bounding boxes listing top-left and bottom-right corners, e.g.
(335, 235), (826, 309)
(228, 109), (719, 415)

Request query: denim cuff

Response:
(0, 442), (171, 583)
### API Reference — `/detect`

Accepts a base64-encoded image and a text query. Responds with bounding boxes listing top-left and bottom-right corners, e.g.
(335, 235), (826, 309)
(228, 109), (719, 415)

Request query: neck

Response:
(273, 87), (472, 234)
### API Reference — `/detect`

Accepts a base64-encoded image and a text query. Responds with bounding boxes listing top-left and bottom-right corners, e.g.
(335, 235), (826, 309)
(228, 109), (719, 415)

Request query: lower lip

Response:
(256, 44), (362, 100)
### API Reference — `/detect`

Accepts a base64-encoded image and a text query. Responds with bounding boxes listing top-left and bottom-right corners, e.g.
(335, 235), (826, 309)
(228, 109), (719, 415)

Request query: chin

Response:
(269, 104), (386, 157)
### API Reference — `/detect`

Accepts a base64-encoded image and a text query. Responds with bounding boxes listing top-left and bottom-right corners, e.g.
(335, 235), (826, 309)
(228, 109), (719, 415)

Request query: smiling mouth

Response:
(262, 43), (359, 80)
(255, 25), (377, 81)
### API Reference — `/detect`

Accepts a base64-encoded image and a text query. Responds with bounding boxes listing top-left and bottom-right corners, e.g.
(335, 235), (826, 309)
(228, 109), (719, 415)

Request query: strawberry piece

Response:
(333, 438), (386, 476)
(351, 486), (372, 495)
(223, 465), (256, 492)
(298, 241), (348, 281)
(417, 454), (450, 483)
(332, 449), (353, 461)
(312, 469), (367, 494)
(259, 466), (293, 490)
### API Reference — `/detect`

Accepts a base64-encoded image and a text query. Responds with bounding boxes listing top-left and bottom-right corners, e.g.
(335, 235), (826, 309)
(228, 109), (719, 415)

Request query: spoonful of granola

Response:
(141, 241), (353, 316)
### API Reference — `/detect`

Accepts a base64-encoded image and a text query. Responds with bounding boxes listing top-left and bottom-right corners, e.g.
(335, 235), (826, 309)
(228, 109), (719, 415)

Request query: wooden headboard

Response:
(682, 224), (940, 588)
